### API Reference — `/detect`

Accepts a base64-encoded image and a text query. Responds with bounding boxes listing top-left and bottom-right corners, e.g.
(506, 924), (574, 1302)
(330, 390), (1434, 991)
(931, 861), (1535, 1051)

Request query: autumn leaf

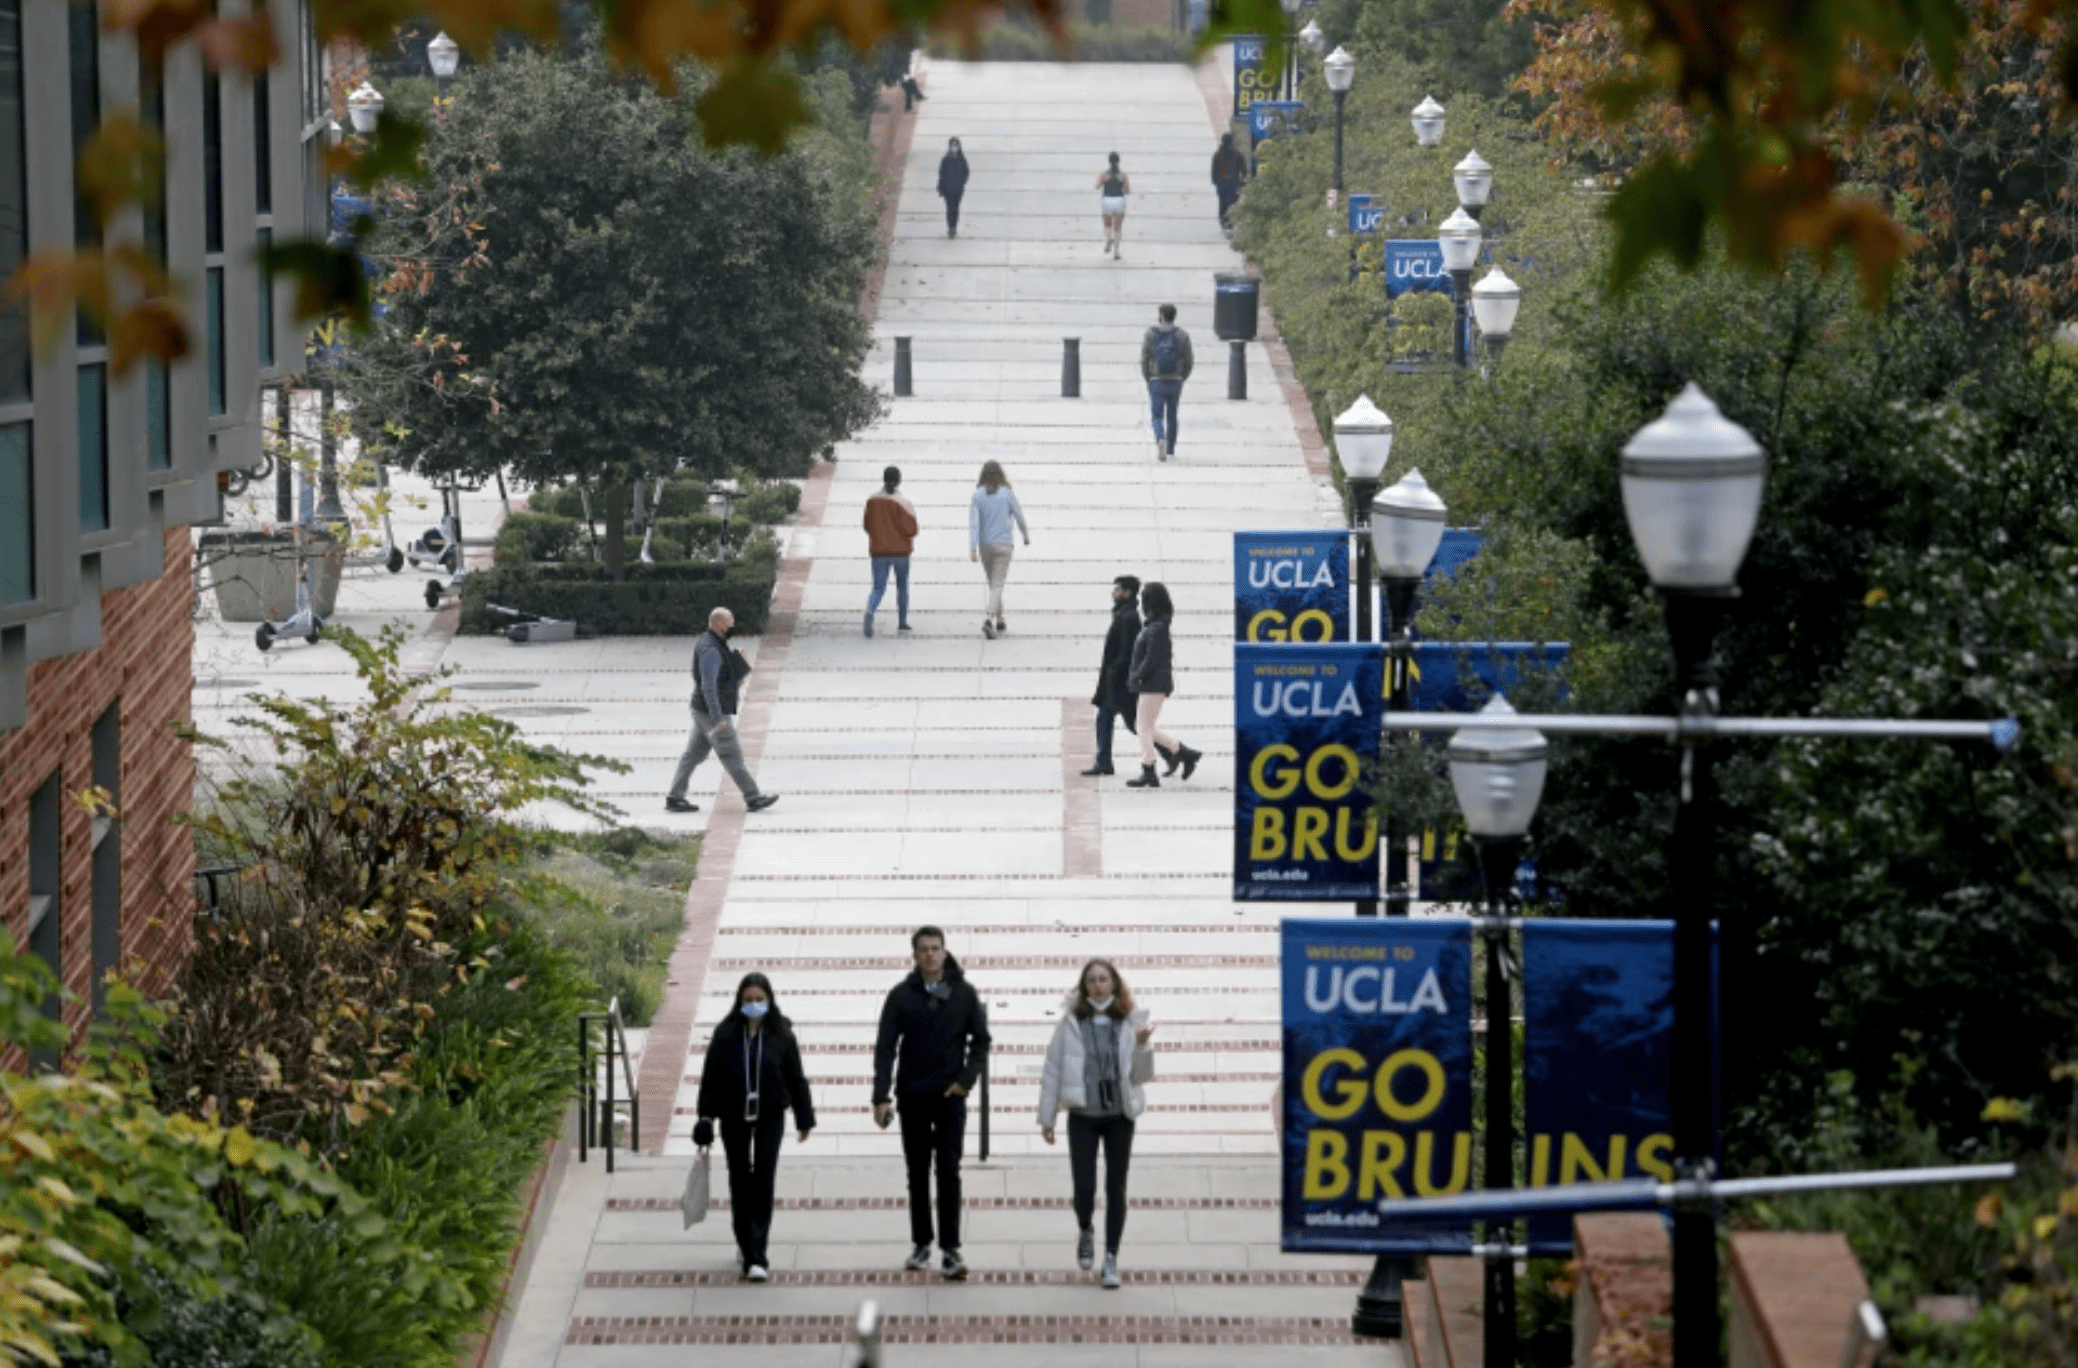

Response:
(111, 299), (190, 374)
(1976, 1190), (2005, 1226)
(74, 117), (164, 231)
(1982, 1095), (2029, 1123)
(190, 14), (278, 72)
(694, 57), (814, 152)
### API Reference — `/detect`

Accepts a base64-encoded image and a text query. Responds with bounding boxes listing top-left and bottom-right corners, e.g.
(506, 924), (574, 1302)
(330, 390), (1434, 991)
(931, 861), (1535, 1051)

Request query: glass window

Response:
(139, 53), (164, 265)
(206, 267), (224, 415)
(253, 73), (270, 215)
(69, 0), (98, 245)
(0, 0), (26, 405)
(77, 363), (106, 532)
(257, 226), (272, 366)
(203, 73), (222, 254)
(146, 359), (168, 469)
(0, 421), (29, 602)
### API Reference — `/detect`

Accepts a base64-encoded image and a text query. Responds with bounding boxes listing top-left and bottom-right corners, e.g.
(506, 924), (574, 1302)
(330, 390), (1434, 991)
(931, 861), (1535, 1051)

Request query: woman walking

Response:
(1125, 582), (1201, 788)
(938, 138), (969, 238)
(692, 973), (816, 1282)
(1038, 959), (1155, 1289)
(1094, 152), (1131, 258)
(968, 460), (1029, 639)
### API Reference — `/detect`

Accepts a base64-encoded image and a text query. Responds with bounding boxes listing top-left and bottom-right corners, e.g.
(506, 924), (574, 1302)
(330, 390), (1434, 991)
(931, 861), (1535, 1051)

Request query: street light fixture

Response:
(347, 81), (383, 135)
(1619, 381), (1766, 1368)
(1447, 693), (1548, 845)
(427, 30), (460, 95)
(1411, 95), (1446, 148)
(1333, 392), (1392, 652)
(1471, 267), (1520, 368)
(1453, 149), (1494, 219)
(1324, 46), (1355, 195)
(1300, 17), (1326, 52)
(1279, 0), (1305, 98)
(1438, 208), (1483, 370)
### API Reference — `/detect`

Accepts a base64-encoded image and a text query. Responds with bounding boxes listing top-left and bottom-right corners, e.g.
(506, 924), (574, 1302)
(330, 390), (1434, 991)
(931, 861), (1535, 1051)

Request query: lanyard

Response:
(743, 1028), (766, 1123)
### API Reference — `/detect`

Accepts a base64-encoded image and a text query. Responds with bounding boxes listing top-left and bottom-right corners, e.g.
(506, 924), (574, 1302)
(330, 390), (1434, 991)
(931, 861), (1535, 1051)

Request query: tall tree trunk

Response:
(603, 481), (627, 581)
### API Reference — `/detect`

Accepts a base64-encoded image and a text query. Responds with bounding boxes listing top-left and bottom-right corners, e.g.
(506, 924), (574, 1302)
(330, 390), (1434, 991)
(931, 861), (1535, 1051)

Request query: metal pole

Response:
(893, 336), (913, 397)
(1477, 838), (1523, 1368)
(1371, 1162), (2017, 1223)
(1383, 576), (1420, 918)
(1348, 475), (1378, 919)
(1379, 712), (2018, 747)
(1331, 88), (1347, 195)
(1227, 339), (1248, 401)
(577, 1012), (590, 1163)
(273, 384), (292, 523)
(1450, 269), (1473, 371)
(1062, 338), (1081, 398)
(316, 375), (344, 519)
(604, 1010), (617, 1174)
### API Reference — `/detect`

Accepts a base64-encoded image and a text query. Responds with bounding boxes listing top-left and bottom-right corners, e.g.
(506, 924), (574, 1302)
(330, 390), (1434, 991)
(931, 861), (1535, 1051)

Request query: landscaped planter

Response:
(458, 561), (779, 636)
(197, 525), (345, 622)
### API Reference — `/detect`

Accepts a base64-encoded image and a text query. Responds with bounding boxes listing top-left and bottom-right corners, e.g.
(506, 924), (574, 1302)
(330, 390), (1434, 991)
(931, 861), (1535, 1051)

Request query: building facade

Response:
(0, 0), (319, 1027)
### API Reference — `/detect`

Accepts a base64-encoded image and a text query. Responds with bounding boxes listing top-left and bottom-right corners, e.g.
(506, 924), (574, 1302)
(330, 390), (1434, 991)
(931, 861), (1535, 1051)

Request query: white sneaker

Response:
(1101, 1252), (1121, 1289)
(747, 1264), (769, 1282)
(1154, 439), (1166, 461)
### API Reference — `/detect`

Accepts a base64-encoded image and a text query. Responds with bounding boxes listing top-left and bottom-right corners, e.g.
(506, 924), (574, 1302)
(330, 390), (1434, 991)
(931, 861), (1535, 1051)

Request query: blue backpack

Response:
(1150, 328), (1182, 377)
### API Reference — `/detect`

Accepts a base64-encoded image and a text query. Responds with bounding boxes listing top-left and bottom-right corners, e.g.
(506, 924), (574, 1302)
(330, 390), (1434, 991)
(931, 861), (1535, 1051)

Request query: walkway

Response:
(494, 53), (1398, 1368)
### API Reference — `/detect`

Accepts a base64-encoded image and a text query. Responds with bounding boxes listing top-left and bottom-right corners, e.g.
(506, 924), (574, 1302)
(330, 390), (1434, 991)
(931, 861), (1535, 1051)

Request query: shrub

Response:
(507, 829), (696, 1026)
(458, 561), (779, 635)
(737, 479), (802, 525)
(649, 513), (752, 561)
(654, 474), (709, 518)
(526, 484), (588, 519)
(493, 511), (583, 566)
(933, 22), (1190, 62)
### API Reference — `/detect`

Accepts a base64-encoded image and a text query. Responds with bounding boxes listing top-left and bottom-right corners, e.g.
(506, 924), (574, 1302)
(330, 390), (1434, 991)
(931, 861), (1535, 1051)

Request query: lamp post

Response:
(1453, 149), (1494, 222)
(1471, 268), (1520, 372)
(1411, 95), (1446, 148)
(1299, 17), (1325, 52)
(1619, 382), (1767, 1368)
(1279, 0), (1304, 98)
(1324, 46), (1354, 196)
(1438, 208), (1482, 370)
(427, 31), (460, 98)
(346, 81), (383, 135)
(1446, 694), (1547, 1368)
(1332, 394), (1394, 893)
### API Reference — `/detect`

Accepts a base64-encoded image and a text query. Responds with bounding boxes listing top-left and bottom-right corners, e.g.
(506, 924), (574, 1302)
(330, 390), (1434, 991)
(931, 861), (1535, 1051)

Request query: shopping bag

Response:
(681, 1153), (711, 1229)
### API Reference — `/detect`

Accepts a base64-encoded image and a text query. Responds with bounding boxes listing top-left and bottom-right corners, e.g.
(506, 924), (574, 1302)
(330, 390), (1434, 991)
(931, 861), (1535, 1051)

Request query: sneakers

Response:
(994, 620), (1007, 635)
(663, 796), (699, 813)
(745, 793), (780, 812)
(1125, 765), (1160, 789)
(1166, 441), (1177, 460)
(1153, 438), (1166, 462)
(941, 1249), (968, 1281)
(905, 1244), (933, 1271)
(1079, 761), (1115, 777)
(981, 620), (996, 640)
(1101, 1253), (1120, 1289)
(1077, 1227), (1095, 1271)
(863, 612), (874, 638)
(747, 1263), (770, 1282)
(898, 622), (913, 633)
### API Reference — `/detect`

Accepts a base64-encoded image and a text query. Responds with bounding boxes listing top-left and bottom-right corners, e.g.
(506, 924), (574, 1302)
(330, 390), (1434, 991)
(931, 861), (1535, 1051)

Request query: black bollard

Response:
(1061, 338), (1081, 398)
(1227, 339), (1248, 401)
(894, 336), (913, 397)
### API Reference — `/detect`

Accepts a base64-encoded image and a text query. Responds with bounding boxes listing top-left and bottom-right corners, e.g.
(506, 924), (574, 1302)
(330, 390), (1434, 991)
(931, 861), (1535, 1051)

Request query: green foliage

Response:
(932, 22), (1191, 62)
(503, 828), (698, 1026)
(1314, 0), (1535, 101)
(1516, 1257), (1574, 1368)
(60, 1265), (322, 1368)
(492, 511), (583, 566)
(458, 560), (781, 635)
(735, 479), (803, 525)
(648, 515), (752, 561)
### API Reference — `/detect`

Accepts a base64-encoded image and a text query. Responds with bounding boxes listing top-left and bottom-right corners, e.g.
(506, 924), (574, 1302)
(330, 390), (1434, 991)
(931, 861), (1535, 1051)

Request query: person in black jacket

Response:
(1211, 133), (1248, 230)
(693, 973), (815, 1282)
(937, 139), (969, 238)
(1125, 581), (1201, 789)
(872, 926), (992, 1280)
(1082, 575), (1141, 777)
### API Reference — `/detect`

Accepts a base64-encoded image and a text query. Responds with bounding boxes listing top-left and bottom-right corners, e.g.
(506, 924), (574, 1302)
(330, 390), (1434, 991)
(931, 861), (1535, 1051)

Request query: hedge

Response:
(932, 22), (1191, 62)
(525, 475), (801, 526)
(492, 512), (584, 566)
(459, 561), (780, 635)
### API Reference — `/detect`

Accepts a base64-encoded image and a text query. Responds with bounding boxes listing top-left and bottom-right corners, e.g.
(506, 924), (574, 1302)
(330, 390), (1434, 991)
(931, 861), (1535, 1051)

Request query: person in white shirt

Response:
(1036, 959), (1155, 1289)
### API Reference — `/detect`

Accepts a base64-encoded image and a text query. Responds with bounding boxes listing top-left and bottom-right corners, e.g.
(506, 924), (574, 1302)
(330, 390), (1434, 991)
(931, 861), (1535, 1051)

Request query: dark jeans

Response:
(1147, 378), (1183, 451)
(898, 1093), (967, 1250)
(944, 193), (962, 234)
(1215, 179), (1241, 225)
(1094, 701), (1136, 765)
(868, 554), (911, 624)
(720, 1116), (787, 1265)
(1068, 1111), (1136, 1253)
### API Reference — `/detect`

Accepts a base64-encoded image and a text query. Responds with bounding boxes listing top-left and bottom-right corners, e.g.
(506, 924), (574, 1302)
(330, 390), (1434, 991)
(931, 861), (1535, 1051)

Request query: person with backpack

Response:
(1094, 152), (1131, 258)
(1037, 958), (1155, 1289)
(664, 606), (780, 814)
(1082, 575), (1141, 777)
(873, 926), (993, 1280)
(1140, 304), (1195, 462)
(937, 138), (969, 238)
(1125, 581), (1201, 788)
(863, 465), (919, 637)
(1211, 133), (1248, 230)
(692, 972), (815, 1283)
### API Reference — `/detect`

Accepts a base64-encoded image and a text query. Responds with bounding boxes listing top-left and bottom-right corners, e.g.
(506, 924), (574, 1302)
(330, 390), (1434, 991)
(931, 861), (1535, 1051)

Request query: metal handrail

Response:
(1381, 711), (2019, 748)
(577, 997), (641, 1171)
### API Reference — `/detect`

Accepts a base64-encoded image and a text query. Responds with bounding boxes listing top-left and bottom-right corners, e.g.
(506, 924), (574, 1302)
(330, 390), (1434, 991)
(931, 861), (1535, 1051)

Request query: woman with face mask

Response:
(938, 138), (970, 238)
(693, 973), (815, 1281)
(1036, 959), (1155, 1288)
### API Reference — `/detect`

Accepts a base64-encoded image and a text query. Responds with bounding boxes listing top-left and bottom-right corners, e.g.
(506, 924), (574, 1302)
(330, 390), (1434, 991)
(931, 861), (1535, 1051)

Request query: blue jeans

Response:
(867, 554), (910, 624)
(1147, 378), (1183, 450)
(1095, 702), (1137, 765)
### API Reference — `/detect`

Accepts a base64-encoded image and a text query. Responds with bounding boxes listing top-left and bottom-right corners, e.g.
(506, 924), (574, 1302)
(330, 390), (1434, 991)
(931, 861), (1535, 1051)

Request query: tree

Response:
(339, 49), (883, 577)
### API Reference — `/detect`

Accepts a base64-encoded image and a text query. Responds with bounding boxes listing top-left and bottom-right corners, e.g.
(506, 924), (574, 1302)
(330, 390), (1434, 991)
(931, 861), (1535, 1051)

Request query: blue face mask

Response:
(741, 1000), (769, 1019)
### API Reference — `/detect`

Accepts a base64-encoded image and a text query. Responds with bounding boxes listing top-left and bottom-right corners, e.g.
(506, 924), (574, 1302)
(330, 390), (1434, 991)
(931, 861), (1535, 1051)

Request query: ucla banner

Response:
(1234, 531), (1349, 643)
(1521, 921), (1675, 1252)
(1348, 194), (1386, 237)
(1234, 643), (1384, 900)
(1281, 918), (1475, 1253)
(1431, 527), (1485, 582)
(1408, 640), (1570, 715)
(1233, 35), (1268, 116)
(1250, 99), (1304, 145)
(1385, 239), (1451, 298)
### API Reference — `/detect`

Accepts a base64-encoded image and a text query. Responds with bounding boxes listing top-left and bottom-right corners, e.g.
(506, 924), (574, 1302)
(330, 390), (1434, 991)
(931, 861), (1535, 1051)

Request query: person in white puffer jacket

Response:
(1037, 959), (1156, 1289)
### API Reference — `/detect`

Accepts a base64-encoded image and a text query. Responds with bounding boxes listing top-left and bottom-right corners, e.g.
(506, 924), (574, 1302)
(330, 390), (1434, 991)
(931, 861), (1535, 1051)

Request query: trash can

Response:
(1214, 272), (1260, 342)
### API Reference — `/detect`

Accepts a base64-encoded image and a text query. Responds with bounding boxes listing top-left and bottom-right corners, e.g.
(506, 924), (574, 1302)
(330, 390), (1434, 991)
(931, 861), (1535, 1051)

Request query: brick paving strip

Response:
(586, 1269), (1362, 1288)
(567, 1314), (1385, 1346)
(606, 1197), (1280, 1213)
(711, 955), (1277, 971)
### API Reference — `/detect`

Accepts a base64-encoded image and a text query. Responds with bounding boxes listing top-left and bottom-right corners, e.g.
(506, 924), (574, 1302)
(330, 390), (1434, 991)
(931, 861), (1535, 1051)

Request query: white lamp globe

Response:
(1619, 383), (1767, 590)
(1411, 95), (1446, 147)
(1471, 268), (1521, 340)
(1447, 695), (1548, 840)
(1437, 207), (1483, 272)
(1453, 149), (1494, 208)
(427, 31), (461, 79)
(1300, 18), (1327, 52)
(1370, 467), (1448, 580)
(1332, 394), (1393, 481)
(1323, 44), (1354, 94)
(346, 82), (383, 134)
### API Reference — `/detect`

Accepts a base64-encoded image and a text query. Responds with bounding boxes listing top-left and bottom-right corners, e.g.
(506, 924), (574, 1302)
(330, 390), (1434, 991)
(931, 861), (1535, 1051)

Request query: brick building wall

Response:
(0, 528), (197, 1045)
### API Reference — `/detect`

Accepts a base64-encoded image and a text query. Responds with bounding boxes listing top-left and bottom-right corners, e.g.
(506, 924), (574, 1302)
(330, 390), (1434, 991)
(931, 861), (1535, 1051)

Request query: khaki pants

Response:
(1136, 693), (1178, 769)
(979, 544), (1014, 620)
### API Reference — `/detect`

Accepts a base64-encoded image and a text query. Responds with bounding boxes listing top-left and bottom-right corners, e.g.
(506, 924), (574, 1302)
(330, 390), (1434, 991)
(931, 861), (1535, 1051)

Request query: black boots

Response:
(1125, 765), (1160, 788)
(1156, 744), (1202, 781)
(1080, 761), (1115, 776)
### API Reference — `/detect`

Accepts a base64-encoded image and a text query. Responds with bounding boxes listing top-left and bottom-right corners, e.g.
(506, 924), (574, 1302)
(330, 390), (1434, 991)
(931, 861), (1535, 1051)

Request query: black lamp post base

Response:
(1352, 1254), (1408, 1339)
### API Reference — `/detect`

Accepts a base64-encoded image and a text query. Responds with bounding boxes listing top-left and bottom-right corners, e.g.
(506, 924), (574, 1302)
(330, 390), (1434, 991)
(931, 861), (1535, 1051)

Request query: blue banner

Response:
(1281, 918), (1474, 1253)
(1385, 239), (1451, 299)
(1234, 531), (1349, 643)
(1348, 194), (1385, 237)
(1521, 921), (1675, 1253)
(1407, 640), (1569, 716)
(1233, 35), (1269, 117)
(1431, 528), (1485, 582)
(1250, 100), (1304, 145)
(1234, 643), (1384, 900)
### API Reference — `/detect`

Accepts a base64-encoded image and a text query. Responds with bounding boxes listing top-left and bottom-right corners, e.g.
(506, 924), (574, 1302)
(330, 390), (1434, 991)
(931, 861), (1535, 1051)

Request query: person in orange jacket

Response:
(863, 465), (920, 637)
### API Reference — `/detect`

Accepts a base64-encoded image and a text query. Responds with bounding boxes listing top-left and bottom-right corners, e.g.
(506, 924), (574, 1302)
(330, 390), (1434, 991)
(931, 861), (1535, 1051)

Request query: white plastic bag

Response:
(681, 1152), (711, 1229)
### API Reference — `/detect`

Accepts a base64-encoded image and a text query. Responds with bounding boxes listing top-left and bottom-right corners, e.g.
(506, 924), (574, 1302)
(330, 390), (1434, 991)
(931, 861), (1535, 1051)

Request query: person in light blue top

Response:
(968, 460), (1029, 640)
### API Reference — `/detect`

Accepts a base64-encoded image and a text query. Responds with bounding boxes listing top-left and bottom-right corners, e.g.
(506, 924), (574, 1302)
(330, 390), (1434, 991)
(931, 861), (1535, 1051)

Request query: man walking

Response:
(873, 926), (991, 1280)
(1211, 133), (1248, 230)
(1082, 575), (1140, 776)
(864, 465), (919, 637)
(664, 606), (780, 814)
(1141, 304), (1194, 462)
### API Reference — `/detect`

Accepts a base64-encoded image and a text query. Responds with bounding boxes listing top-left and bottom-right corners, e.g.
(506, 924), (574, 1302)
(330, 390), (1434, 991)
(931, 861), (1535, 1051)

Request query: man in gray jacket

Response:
(1140, 303), (1194, 462)
(665, 607), (780, 814)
